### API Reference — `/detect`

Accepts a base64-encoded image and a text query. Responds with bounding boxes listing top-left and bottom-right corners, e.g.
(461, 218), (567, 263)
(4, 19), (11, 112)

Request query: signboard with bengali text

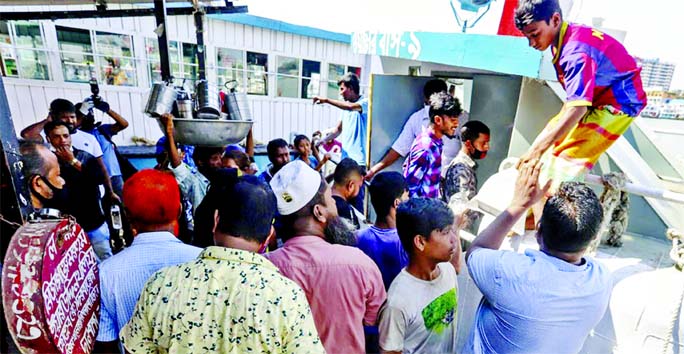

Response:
(2, 218), (100, 354)
(351, 30), (542, 78)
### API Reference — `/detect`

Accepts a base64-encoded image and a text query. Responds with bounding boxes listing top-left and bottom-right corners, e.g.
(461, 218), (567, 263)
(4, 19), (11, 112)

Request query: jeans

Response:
(111, 175), (124, 200)
(87, 222), (113, 261)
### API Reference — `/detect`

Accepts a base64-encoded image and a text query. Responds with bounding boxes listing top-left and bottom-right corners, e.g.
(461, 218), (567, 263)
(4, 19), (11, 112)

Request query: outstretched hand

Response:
(516, 149), (543, 170)
(511, 159), (552, 210)
(312, 96), (327, 105)
(160, 113), (175, 135)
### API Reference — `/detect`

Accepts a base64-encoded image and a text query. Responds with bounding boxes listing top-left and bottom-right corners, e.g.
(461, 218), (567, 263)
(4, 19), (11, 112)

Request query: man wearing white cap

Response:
(267, 160), (387, 354)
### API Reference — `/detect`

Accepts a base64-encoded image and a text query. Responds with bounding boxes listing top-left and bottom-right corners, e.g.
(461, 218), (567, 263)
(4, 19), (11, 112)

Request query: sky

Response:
(247, 0), (684, 90)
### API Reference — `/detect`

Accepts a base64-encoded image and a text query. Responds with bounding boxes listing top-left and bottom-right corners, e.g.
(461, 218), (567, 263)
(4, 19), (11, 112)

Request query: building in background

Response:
(637, 57), (676, 91)
(0, 9), (370, 146)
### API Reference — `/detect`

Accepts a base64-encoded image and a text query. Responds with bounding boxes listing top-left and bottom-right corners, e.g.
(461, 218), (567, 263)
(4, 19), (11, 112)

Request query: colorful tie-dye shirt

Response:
(403, 130), (444, 199)
(552, 22), (647, 117)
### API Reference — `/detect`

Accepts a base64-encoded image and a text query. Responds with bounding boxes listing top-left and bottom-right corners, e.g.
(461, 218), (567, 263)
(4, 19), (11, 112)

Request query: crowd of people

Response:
(11, 0), (650, 352)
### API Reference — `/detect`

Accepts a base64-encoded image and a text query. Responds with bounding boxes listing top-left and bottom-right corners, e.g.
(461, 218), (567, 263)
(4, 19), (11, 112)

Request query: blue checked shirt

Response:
(96, 231), (202, 342)
(403, 129), (443, 198)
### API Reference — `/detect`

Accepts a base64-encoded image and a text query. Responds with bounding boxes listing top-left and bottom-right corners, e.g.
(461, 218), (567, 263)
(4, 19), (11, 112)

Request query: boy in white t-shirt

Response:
(379, 197), (461, 354)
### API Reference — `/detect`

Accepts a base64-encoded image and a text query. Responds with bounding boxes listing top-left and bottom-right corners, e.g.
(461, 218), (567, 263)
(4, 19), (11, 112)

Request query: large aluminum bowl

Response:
(156, 118), (253, 147)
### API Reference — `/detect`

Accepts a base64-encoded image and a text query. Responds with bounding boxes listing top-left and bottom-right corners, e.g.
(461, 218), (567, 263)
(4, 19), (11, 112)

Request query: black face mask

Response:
(471, 148), (487, 160)
(32, 176), (69, 211)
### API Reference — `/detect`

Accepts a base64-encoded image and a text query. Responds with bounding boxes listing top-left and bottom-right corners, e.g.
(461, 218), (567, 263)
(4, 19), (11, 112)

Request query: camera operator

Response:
(76, 97), (130, 199)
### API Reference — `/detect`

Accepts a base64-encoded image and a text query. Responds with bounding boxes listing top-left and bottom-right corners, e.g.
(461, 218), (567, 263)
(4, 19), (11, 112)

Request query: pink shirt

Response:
(266, 236), (386, 354)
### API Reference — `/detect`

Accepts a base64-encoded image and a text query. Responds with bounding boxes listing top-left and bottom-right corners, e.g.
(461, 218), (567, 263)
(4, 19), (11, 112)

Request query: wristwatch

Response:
(70, 158), (79, 166)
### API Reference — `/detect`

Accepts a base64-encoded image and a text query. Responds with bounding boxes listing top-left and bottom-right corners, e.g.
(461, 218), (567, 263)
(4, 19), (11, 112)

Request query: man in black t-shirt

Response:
(331, 158), (365, 230)
(45, 121), (112, 261)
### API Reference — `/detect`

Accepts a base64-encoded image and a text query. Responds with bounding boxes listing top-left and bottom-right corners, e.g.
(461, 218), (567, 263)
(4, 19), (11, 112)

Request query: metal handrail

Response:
(584, 174), (684, 205)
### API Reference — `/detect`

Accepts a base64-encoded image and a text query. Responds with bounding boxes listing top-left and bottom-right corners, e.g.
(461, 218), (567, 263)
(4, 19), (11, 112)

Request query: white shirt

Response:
(71, 130), (103, 158)
(379, 262), (459, 354)
(391, 106), (469, 168)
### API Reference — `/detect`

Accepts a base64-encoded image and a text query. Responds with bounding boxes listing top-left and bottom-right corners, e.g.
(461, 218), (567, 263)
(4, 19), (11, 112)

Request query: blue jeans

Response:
(87, 222), (113, 261)
(110, 175), (124, 200)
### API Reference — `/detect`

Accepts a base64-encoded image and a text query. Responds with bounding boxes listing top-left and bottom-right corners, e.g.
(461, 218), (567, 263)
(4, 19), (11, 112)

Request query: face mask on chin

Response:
(32, 176), (69, 211)
(471, 148), (486, 160)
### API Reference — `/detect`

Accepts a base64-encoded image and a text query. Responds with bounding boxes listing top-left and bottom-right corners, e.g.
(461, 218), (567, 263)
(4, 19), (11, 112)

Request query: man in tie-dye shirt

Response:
(404, 92), (462, 199)
(514, 0), (646, 219)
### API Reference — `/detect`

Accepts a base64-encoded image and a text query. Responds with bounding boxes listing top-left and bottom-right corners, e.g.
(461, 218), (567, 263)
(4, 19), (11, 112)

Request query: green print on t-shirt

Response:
(421, 288), (457, 334)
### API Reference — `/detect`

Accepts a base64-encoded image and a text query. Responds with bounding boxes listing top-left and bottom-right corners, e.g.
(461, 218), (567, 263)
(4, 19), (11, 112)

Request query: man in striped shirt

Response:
(404, 92), (462, 199)
(94, 170), (201, 353)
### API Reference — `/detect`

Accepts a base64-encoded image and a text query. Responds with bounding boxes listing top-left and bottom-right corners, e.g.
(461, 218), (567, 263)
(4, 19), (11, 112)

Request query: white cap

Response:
(269, 160), (322, 216)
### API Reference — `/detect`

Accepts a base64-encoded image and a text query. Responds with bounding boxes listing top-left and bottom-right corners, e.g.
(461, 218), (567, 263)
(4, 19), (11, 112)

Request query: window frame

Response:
(275, 55), (300, 98)
(245, 50), (269, 96)
(215, 46), (245, 93)
(93, 30), (137, 87)
(274, 55), (322, 100)
(56, 25), (97, 84)
(0, 20), (51, 81)
(326, 63), (362, 99)
(145, 38), (199, 91)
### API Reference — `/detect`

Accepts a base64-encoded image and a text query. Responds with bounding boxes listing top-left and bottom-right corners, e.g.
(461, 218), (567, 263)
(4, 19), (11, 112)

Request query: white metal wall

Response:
(1, 5), (367, 146)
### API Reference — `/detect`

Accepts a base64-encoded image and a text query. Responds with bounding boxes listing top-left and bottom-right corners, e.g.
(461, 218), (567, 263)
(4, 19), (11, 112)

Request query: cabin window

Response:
(276, 56), (299, 98)
(57, 26), (96, 83)
(1, 21), (50, 80)
(301, 60), (321, 99)
(327, 63), (362, 98)
(181, 42), (198, 89)
(276, 57), (321, 99)
(327, 64), (345, 99)
(246, 51), (268, 96)
(146, 38), (198, 91)
(95, 31), (136, 86)
(216, 47), (244, 92)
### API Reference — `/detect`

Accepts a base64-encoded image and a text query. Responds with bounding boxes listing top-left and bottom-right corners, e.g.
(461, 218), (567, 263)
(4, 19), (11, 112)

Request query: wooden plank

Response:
(138, 16), (156, 34)
(121, 16), (135, 35)
(274, 100), (284, 142)
(29, 86), (49, 122)
(305, 101), (314, 135)
(234, 23), (244, 48)
(262, 28), (272, 52)
(251, 100), (265, 143)
(223, 22), (232, 46)
(305, 37), (314, 60)
(115, 91), (135, 145)
(14, 85), (37, 126)
(284, 33), (293, 55)
(318, 39), (327, 61)
(128, 93), (147, 146)
(275, 31), (284, 53)
(167, 17), (178, 40)
(177, 15), (192, 43)
(5, 84), (26, 137)
(291, 34), (301, 58)
(43, 86), (63, 114)
(252, 26), (262, 51)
